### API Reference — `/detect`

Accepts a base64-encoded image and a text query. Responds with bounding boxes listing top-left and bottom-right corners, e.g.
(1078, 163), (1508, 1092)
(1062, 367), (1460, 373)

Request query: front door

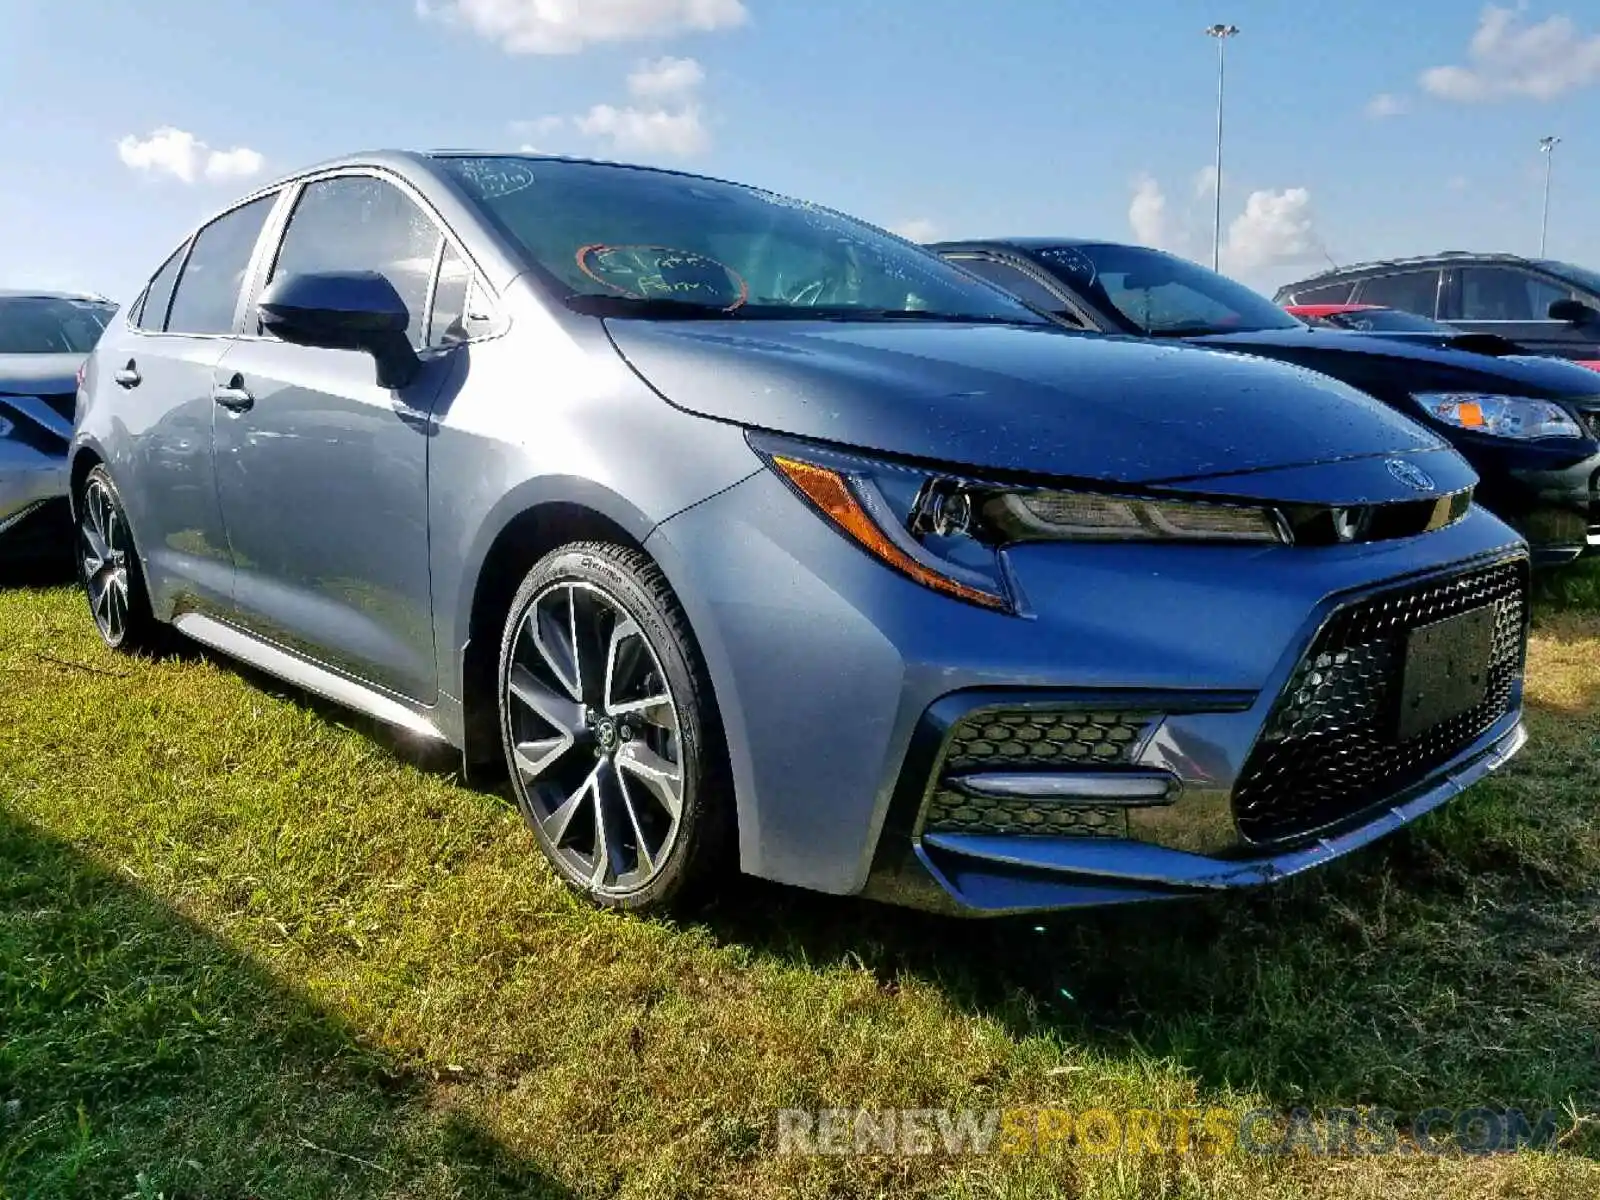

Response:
(211, 172), (458, 703)
(1445, 265), (1600, 360)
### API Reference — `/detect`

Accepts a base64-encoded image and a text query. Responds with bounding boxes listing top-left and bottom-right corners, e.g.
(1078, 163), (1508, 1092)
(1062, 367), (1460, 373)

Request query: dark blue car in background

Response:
(934, 239), (1600, 564)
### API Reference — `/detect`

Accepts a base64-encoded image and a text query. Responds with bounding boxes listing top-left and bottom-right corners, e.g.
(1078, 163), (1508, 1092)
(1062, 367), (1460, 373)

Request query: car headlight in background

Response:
(753, 434), (1289, 613)
(1412, 393), (1583, 440)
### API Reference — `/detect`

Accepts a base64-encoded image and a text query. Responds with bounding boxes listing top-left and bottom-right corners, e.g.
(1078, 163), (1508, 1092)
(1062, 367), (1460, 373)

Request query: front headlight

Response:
(751, 434), (1288, 613)
(1412, 392), (1583, 439)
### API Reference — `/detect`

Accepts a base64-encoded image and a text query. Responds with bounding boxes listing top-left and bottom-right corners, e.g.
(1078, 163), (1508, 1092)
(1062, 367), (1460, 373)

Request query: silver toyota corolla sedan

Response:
(72, 151), (1530, 916)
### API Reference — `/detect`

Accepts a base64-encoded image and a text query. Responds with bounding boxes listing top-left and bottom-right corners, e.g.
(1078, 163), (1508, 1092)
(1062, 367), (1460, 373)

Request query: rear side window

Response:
(269, 175), (442, 349)
(1354, 270), (1441, 316)
(166, 194), (277, 336)
(1284, 281), (1354, 305)
(136, 245), (188, 332)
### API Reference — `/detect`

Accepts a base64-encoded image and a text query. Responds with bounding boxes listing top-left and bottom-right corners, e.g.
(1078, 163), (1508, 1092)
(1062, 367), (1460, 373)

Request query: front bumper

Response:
(647, 468), (1529, 915)
(1460, 440), (1600, 565)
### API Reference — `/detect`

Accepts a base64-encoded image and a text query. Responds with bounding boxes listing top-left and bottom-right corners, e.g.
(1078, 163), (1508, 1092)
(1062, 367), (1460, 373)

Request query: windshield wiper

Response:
(564, 294), (749, 319)
(804, 307), (1047, 326)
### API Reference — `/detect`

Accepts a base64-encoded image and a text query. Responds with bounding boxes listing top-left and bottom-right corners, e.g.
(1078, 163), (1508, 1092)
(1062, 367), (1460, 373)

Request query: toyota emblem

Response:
(1385, 458), (1435, 492)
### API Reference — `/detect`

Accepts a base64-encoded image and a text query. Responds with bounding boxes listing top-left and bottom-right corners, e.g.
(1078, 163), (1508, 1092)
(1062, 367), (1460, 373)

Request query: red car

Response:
(1286, 303), (1600, 372)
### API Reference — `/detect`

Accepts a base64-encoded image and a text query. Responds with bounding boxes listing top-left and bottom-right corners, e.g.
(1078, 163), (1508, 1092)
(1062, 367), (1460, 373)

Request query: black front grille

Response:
(921, 708), (1157, 838)
(1233, 558), (1527, 845)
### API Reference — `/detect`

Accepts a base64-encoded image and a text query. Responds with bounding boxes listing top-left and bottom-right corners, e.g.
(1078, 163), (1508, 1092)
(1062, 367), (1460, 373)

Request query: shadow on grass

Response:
(0, 811), (572, 1200)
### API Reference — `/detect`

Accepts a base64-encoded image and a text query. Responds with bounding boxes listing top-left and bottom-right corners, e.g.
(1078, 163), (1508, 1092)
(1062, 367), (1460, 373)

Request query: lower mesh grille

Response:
(922, 708), (1156, 837)
(1233, 557), (1527, 845)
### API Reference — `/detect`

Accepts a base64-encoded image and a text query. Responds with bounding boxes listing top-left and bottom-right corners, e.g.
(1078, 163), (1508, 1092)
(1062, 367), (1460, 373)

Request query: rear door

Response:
(105, 193), (279, 616)
(1440, 264), (1600, 360)
(211, 170), (462, 703)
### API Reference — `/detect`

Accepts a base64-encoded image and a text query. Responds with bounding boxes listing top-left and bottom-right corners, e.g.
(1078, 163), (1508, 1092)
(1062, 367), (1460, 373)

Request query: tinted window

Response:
(1286, 281), (1355, 305)
(429, 241), (471, 346)
(1028, 243), (1300, 336)
(270, 175), (441, 348)
(1538, 259), (1600, 297)
(1354, 271), (1440, 316)
(1459, 267), (1575, 322)
(1323, 307), (1454, 333)
(438, 156), (1046, 324)
(947, 257), (1074, 315)
(166, 195), (276, 336)
(137, 246), (187, 332)
(0, 297), (118, 354)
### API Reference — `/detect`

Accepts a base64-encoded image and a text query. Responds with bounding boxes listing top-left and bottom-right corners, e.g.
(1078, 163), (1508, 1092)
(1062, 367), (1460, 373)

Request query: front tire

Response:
(77, 465), (160, 653)
(497, 542), (730, 913)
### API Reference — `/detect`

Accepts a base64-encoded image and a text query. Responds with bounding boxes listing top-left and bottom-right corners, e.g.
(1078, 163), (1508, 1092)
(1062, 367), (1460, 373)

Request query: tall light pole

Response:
(1539, 135), (1561, 257)
(1206, 24), (1240, 271)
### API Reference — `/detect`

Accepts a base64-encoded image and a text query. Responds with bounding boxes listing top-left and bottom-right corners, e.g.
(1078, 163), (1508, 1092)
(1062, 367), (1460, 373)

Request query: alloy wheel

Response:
(80, 476), (132, 645)
(505, 580), (686, 896)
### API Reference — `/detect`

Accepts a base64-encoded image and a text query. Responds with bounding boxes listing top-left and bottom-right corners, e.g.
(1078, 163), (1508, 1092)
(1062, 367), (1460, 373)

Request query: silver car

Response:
(72, 152), (1529, 916)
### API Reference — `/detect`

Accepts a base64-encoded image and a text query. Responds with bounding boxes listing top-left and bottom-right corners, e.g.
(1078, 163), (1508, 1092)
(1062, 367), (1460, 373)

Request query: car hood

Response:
(0, 353), (81, 395)
(1187, 327), (1600, 396)
(604, 320), (1445, 486)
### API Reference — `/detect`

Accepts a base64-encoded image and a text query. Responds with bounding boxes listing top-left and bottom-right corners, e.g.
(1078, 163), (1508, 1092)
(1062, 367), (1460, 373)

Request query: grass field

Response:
(3, 561), (1600, 1198)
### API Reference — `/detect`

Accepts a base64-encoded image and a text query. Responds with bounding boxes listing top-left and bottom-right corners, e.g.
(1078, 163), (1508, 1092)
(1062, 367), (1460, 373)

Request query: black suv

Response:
(1275, 253), (1600, 363)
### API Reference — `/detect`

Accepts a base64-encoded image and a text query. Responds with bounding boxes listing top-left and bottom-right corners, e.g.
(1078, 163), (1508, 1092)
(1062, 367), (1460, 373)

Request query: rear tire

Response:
(77, 465), (161, 654)
(497, 541), (731, 913)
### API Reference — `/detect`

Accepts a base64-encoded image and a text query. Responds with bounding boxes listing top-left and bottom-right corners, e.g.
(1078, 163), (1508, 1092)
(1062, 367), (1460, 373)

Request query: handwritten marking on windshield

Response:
(575, 244), (751, 311)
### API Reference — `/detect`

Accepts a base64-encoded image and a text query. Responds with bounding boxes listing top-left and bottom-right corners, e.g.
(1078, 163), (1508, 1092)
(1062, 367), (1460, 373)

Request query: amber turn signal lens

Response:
(771, 456), (1008, 610)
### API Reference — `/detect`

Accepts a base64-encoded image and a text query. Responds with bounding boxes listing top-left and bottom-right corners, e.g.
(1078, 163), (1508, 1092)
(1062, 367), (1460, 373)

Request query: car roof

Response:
(927, 237), (1121, 253)
(0, 288), (113, 303)
(1282, 251), (1539, 286)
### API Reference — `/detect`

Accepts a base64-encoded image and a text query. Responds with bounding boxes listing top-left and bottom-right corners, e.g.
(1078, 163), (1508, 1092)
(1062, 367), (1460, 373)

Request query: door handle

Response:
(212, 377), (255, 412)
(113, 361), (141, 389)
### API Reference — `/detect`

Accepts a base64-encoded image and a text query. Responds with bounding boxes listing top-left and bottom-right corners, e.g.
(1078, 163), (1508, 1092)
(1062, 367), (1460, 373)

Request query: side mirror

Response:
(1548, 297), (1600, 327)
(257, 270), (421, 389)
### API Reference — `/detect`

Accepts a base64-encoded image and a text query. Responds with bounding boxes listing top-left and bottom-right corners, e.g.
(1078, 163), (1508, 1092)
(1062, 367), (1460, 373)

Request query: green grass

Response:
(3, 565), (1600, 1197)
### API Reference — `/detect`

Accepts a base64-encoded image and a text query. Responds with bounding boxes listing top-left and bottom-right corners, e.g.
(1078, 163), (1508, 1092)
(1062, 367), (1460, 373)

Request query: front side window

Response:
(428, 241), (472, 346)
(269, 175), (442, 348)
(0, 296), (118, 354)
(1458, 267), (1575, 322)
(1355, 270), (1441, 316)
(166, 194), (277, 336)
(438, 156), (1048, 324)
(1024, 243), (1300, 337)
(137, 246), (188, 332)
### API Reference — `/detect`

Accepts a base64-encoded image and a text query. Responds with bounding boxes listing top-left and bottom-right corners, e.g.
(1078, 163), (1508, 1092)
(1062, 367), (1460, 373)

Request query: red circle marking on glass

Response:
(575, 244), (750, 311)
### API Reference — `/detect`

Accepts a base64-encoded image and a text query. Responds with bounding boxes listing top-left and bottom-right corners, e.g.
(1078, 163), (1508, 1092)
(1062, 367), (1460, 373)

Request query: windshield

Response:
(1029, 243), (1301, 336)
(0, 296), (116, 354)
(438, 156), (1048, 324)
(1537, 259), (1600, 298)
(1317, 307), (1453, 333)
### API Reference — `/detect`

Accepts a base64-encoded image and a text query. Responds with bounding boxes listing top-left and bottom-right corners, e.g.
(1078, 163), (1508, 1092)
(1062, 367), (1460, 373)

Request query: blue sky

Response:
(3, 0), (1597, 303)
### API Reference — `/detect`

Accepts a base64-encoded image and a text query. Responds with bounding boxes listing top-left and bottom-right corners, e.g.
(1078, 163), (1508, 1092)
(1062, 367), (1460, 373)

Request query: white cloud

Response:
(628, 55), (705, 101)
(523, 56), (713, 159)
(575, 102), (709, 157)
(889, 218), (940, 243)
(418, 0), (747, 54)
(1128, 175), (1176, 251)
(1421, 6), (1600, 102)
(204, 146), (266, 181)
(1221, 188), (1322, 274)
(1364, 92), (1408, 118)
(117, 126), (265, 185)
(1126, 175), (1324, 280)
(1192, 165), (1218, 200)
